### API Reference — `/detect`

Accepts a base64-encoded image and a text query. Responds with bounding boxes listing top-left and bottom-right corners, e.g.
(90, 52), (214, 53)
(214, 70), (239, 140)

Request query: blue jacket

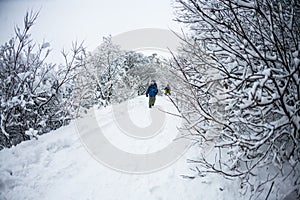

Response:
(146, 84), (158, 97)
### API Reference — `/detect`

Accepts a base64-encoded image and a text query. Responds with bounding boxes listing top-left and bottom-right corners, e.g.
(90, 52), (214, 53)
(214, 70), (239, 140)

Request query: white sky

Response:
(0, 0), (182, 63)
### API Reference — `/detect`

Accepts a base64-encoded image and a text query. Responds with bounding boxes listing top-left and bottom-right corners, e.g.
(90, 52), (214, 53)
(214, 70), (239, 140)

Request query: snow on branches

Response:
(0, 11), (86, 148)
(173, 0), (300, 198)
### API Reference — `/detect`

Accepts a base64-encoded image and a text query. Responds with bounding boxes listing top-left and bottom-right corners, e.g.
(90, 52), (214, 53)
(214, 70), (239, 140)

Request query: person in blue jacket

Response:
(146, 80), (158, 108)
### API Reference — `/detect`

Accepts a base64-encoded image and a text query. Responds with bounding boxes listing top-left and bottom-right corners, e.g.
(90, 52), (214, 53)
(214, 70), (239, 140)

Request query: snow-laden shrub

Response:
(172, 0), (300, 198)
(0, 11), (86, 149)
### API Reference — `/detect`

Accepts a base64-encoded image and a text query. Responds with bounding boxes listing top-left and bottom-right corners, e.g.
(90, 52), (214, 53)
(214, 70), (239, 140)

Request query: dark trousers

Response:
(149, 96), (156, 106)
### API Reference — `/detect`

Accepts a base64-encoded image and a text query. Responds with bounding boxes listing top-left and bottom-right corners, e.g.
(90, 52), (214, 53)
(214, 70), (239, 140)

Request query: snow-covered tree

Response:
(89, 36), (126, 105)
(172, 0), (300, 198)
(0, 11), (86, 148)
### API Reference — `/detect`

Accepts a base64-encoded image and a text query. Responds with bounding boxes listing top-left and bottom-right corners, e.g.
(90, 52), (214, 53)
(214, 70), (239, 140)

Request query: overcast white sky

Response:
(0, 0), (182, 63)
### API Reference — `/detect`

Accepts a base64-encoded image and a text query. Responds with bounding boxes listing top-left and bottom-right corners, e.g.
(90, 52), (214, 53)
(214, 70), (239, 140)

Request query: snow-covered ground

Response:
(0, 96), (243, 200)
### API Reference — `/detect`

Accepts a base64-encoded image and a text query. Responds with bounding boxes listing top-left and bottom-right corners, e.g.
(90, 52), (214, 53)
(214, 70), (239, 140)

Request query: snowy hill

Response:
(0, 96), (243, 200)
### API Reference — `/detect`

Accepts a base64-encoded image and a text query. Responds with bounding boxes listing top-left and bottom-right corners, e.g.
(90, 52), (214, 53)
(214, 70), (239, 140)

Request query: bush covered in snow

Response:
(172, 0), (300, 198)
(0, 11), (86, 149)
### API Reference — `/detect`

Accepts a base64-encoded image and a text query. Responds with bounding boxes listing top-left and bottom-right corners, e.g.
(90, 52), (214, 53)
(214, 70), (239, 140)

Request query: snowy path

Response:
(0, 96), (241, 200)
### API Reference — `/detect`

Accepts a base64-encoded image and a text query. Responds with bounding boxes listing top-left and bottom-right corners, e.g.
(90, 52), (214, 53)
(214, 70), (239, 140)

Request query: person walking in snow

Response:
(146, 80), (158, 108)
(164, 84), (171, 95)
